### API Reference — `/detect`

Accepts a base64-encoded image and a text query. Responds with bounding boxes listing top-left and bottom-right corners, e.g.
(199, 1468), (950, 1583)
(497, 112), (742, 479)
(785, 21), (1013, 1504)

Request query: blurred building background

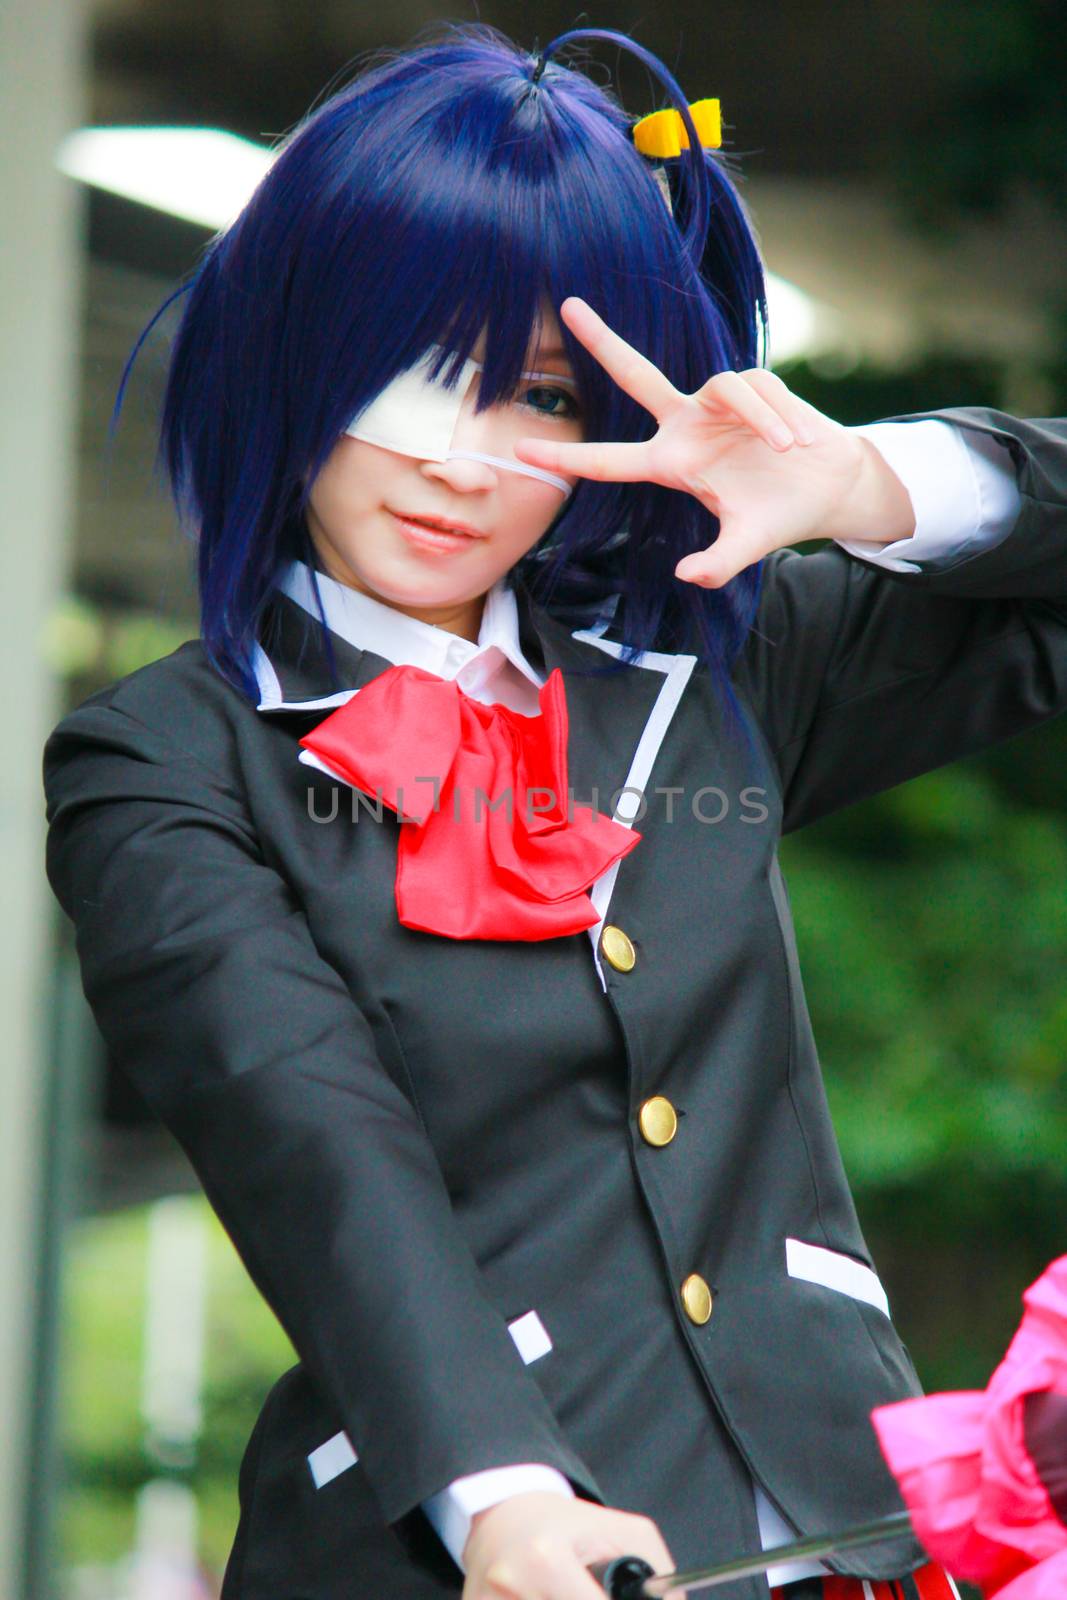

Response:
(3, 0), (1065, 1595)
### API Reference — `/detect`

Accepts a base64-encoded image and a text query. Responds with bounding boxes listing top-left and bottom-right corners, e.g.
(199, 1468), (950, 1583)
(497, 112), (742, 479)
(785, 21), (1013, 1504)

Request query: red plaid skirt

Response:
(771, 1561), (962, 1600)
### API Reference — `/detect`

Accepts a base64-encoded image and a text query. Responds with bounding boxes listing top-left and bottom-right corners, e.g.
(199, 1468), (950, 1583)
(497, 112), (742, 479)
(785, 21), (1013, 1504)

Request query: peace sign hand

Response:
(513, 298), (915, 588)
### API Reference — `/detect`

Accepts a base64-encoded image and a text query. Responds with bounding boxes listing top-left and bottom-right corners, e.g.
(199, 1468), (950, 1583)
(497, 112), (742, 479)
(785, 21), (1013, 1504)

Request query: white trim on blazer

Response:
(307, 1309), (554, 1491)
(570, 629), (697, 991)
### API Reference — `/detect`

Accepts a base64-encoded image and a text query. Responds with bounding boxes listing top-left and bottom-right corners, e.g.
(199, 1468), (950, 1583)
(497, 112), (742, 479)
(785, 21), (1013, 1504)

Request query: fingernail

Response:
(771, 427), (793, 448)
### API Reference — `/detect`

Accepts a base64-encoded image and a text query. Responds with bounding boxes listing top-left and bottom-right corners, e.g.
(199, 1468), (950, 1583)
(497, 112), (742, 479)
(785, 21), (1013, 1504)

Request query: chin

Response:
(362, 560), (486, 606)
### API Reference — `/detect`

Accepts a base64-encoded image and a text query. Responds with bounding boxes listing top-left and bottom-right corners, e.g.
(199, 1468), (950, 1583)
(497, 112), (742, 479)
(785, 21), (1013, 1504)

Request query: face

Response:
(305, 300), (584, 640)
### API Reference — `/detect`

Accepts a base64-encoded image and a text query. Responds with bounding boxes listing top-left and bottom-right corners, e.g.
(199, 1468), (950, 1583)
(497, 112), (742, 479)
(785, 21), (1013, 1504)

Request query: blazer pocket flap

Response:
(785, 1237), (890, 1316)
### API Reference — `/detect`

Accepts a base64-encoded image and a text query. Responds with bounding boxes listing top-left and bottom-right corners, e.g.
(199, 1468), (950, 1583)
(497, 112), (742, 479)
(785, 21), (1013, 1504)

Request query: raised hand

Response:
(513, 298), (915, 588)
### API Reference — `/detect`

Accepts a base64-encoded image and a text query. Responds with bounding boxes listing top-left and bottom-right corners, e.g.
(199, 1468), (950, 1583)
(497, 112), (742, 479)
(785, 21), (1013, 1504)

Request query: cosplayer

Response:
(42, 20), (1067, 1600)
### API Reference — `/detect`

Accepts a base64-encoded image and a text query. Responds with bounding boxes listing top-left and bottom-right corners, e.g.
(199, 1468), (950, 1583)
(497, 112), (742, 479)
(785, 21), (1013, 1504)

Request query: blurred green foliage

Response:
(780, 733), (1067, 1386)
(57, 1204), (294, 1586)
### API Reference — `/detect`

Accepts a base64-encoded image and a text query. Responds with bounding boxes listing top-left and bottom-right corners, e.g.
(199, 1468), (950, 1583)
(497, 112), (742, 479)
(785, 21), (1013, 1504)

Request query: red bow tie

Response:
(299, 662), (641, 940)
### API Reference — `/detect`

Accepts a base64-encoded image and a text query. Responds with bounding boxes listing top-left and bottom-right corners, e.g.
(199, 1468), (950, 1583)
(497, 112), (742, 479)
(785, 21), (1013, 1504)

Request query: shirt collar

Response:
(276, 559), (547, 692)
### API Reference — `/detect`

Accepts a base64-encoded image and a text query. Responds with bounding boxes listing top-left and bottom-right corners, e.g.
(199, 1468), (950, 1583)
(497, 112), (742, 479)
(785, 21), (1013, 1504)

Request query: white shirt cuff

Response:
(835, 418), (1022, 573)
(422, 1463), (575, 1573)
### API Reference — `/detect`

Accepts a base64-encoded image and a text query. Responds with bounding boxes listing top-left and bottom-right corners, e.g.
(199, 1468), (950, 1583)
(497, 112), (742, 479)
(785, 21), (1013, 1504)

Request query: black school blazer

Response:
(43, 407), (1067, 1600)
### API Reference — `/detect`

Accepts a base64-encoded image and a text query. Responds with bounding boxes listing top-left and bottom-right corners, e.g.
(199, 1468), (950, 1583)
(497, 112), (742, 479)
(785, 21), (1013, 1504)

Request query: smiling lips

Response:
(392, 510), (485, 538)
(389, 510), (485, 553)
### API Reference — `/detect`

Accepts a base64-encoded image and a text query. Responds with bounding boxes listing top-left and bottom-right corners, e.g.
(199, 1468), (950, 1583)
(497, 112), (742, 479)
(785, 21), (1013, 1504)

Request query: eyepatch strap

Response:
(445, 450), (572, 496)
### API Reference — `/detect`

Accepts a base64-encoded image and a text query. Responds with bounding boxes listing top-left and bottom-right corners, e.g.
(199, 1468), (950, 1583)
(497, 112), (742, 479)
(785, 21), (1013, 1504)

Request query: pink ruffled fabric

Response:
(871, 1256), (1067, 1598)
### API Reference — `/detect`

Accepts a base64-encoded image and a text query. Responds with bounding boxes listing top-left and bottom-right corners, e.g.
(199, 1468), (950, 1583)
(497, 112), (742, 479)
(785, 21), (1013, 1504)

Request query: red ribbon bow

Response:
(299, 662), (641, 940)
(872, 1255), (1067, 1600)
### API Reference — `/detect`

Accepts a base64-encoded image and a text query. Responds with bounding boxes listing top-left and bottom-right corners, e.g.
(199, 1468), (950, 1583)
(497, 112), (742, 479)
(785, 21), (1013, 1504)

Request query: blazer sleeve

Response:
(736, 408), (1067, 836)
(42, 692), (606, 1545)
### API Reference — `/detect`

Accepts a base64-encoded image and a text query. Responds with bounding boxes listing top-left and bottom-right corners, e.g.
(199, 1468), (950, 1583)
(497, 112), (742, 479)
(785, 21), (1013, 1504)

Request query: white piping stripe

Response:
(307, 1430), (357, 1490)
(503, 1309), (553, 1365)
(306, 1310), (553, 1489)
(786, 1238), (891, 1318)
(251, 642), (284, 709)
(257, 690), (359, 714)
(570, 630), (697, 992)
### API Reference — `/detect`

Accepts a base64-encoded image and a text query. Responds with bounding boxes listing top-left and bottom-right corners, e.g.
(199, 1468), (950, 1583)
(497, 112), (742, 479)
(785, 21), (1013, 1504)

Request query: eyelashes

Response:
(517, 383), (582, 421)
(458, 355), (583, 421)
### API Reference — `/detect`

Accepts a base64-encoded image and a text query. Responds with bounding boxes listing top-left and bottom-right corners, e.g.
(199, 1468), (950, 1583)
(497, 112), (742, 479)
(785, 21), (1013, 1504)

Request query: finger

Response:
(513, 435), (656, 484)
(675, 524), (771, 588)
(692, 368), (799, 450)
(522, 1538), (616, 1600)
(739, 367), (823, 444)
(608, 1515), (678, 1593)
(559, 296), (681, 421)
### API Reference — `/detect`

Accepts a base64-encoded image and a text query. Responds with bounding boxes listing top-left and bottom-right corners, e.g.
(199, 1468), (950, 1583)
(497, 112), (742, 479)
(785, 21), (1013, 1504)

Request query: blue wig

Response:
(116, 20), (771, 750)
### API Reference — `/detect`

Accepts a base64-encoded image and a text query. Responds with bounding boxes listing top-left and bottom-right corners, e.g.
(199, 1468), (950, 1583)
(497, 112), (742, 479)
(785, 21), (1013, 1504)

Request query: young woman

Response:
(43, 20), (1067, 1600)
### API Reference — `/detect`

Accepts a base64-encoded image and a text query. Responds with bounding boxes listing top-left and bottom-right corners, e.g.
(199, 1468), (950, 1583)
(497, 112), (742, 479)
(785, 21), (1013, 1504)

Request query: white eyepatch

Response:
(344, 342), (574, 498)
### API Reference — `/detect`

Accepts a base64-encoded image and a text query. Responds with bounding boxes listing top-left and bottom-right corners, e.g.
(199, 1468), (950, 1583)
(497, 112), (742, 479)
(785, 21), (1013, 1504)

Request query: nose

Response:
(419, 453), (499, 493)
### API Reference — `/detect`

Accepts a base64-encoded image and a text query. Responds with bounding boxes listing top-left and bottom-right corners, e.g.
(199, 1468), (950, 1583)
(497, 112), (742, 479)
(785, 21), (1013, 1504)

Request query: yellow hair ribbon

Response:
(631, 98), (722, 159)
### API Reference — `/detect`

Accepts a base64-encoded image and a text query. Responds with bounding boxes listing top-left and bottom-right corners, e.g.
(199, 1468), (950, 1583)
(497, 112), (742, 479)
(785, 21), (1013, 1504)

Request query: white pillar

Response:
(0, 0), (87, 1593)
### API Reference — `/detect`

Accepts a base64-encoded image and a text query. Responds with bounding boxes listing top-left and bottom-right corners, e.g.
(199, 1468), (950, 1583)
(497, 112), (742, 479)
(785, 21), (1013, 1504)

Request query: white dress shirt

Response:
(278, 418), (1020, 1581)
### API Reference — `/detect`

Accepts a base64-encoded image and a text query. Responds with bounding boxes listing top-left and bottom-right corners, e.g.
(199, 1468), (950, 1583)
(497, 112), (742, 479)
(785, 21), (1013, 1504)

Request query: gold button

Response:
(601, 924), (636, 972)
(680, 1273), (713, 1325)
(638, 1096), (678, 1147)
